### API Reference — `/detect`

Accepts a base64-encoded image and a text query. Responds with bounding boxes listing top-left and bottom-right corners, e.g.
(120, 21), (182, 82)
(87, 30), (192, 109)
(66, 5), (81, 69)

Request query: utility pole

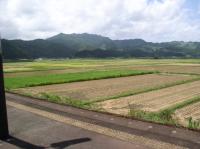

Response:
(0, 35), (9, 140)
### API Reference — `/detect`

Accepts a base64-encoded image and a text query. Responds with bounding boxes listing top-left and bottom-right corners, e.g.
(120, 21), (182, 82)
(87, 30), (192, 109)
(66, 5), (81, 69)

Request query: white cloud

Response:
(0, 0), (200, 42)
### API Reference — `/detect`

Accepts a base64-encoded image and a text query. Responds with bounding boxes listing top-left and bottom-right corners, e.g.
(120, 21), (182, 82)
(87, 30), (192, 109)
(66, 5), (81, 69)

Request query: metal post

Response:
(0, 35), (9, 140)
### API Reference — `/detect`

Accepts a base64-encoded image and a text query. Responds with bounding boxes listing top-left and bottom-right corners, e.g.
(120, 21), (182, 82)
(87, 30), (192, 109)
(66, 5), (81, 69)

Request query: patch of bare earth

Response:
(99, 80), (200, 116)
(174, 102), (200, 127)
(15, 74), (194, 102)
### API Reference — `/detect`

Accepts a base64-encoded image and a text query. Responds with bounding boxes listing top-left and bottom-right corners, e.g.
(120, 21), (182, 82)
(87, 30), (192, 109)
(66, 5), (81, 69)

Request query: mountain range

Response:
(2, 33), (200, 59)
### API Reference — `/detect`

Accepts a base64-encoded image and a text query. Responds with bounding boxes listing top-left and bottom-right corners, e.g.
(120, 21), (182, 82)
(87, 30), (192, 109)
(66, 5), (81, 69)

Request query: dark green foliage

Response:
(2, 39), (75, 59)
(47, 33), (116, 51)
(187, 117), (200, 129)
(75, 49), (123, 58)
(2, 33), (200, 59)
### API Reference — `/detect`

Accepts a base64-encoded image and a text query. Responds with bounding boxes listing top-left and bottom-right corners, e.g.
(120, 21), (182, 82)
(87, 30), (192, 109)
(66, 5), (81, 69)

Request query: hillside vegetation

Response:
(2, 33), (200, 59)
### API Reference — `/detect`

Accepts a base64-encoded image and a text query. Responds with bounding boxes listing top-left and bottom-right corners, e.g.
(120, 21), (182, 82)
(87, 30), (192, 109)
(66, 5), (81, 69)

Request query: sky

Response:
(1, 0), (200, 42)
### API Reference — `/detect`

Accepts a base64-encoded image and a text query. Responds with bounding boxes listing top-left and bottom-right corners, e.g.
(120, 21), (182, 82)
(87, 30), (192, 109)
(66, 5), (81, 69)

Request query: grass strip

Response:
(12, 91), (92, 109)
(38, 92), (91, 109)
(129, 96), (200, 126)
(5, 69), (156, 89)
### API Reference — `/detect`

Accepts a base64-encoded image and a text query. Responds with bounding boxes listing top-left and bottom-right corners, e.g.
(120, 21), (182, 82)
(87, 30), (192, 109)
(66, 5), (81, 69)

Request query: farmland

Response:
(5, 69), (154, 89)
(4, 58), (200, 130)
(174, 100), (200, 128)
(99, 80), (200, 114)
(128, 65), (200, 75)
(14, 74), (196, 101)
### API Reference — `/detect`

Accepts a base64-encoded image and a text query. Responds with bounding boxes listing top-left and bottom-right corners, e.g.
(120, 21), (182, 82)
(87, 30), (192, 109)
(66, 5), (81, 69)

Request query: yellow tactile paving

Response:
(7, 101), (187, 149)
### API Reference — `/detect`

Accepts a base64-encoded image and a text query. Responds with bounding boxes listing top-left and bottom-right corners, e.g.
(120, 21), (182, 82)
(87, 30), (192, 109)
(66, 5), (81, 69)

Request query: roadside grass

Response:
(40, 88), (200, 130)
(129, 96), (200, 127)
(5, 69), (156, 89)
(88, 76), (200, 104)
(129, 109), (175, 125)
(12, 91), (92, 109)
(187, 117), (200, 129)
(38, 92), (92, 109)
(14, 90), (200, 130)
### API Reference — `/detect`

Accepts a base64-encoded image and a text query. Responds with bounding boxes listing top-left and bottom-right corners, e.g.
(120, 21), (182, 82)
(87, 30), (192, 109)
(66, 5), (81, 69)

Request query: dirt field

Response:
(99, 80), (200, 115)
(174, 102), (200, 127)
(14, 73), (195, 101)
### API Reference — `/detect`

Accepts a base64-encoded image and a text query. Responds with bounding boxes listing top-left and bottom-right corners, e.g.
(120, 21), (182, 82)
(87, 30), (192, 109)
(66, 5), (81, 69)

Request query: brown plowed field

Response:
(99, 80), (200, 115)
(15, 74), (194, 101)
(174, 101), (200, 127)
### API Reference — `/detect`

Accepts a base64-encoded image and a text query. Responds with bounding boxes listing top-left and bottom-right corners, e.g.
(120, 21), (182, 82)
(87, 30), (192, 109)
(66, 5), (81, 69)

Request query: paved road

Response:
(1, 105), (148, 149)
(1, 93), (200, 149)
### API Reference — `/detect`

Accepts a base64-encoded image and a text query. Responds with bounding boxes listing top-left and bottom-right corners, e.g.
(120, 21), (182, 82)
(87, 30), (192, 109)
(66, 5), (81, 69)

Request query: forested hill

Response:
(2, 33), (200, 59)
